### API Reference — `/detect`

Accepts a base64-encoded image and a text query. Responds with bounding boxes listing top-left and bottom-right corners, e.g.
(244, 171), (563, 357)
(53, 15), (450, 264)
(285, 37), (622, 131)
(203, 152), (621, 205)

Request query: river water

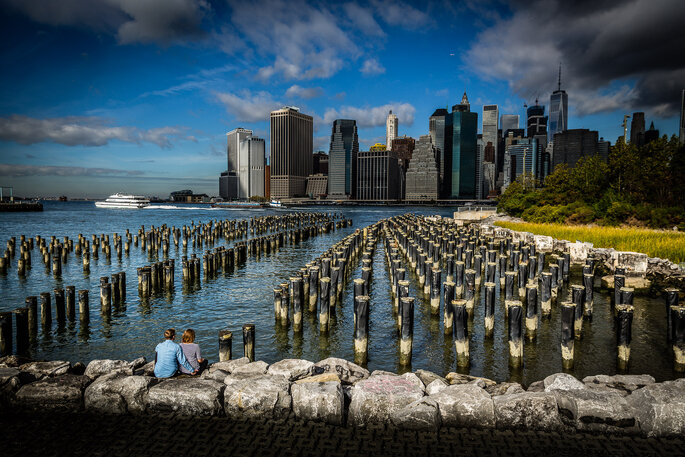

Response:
(0, 201), (677, 384)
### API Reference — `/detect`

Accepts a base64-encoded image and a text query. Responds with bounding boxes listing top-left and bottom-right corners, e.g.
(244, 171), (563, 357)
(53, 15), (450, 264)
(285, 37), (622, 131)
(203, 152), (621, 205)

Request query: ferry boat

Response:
(95, 193), (150, 209)
(269, 200), (283, 208)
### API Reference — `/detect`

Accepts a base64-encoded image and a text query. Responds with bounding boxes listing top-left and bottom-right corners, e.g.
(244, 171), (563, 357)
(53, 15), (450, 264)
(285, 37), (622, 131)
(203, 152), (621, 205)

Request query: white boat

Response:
(269, 200), (283, 208)
(95, 193), (150, 209)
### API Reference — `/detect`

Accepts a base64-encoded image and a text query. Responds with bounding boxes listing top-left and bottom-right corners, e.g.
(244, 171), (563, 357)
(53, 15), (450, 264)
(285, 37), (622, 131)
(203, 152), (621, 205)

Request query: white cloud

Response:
(0, 115), (188, 147)
(215, 90), (281, 123)
(360, 58), (385, 76)
(0, 163), (144, 177)
(343, 3), (385, 36)
(323, 103), (415, 129)
(285, 85), (324, 99)
(371, 0), (432, 29)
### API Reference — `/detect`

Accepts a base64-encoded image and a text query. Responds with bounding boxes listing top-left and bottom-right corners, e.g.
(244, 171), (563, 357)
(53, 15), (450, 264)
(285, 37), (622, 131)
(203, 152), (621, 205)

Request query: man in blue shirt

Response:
(154, 328), (197, 377)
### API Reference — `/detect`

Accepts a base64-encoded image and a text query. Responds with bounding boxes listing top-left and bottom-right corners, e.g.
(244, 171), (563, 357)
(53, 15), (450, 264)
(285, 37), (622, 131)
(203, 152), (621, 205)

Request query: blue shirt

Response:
(154, 339), (194, 378)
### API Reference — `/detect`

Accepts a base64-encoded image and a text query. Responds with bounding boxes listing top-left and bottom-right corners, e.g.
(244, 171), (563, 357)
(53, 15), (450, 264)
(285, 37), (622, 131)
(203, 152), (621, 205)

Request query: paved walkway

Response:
(2, 411), (684, 457)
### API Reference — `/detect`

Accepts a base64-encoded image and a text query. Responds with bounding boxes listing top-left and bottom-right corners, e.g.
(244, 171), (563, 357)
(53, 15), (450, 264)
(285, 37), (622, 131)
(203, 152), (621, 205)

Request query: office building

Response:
(630, 112), (645, 146)
(597, 138), (610, 159)
(430, 108), (450, 185)
(549, 67), (568, 138)
(306, 174), (328, 198)
(224, 128), (251, 199)
(391, 136), (415, 168)
(500, 114), (519, 131)
(482, 105), (498, 199)
(219, 171), (230, 200)
(645, 121), (660, 144)
(223, 128), (265, 199)
(483, 141), (496, 197)
(552, 129), (600, 169)
(503, 138), (540, 189)
(312, 151), (328, 175)
(265, 165), (270, 199)
(526, 102), (547, 141)
(356, 149), (402, 200)
(405, 135), (439, 200)
(386, 110), (398, 148)
(446, 93), (478, 199)
(270, 106), (313, 199)
(328, 119), (359, 198)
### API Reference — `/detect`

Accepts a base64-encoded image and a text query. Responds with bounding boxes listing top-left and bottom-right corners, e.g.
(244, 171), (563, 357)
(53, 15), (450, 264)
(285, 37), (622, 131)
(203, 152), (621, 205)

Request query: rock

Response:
(0, 367), (25, 405)
(487, 382), (525, 397)
(135, 362), (155, 377)
(348, 374), (424, 427)
(295, 373), (340, 384)
(267, 359), (314, 381)
(224, 374), (291, 419)
(544, 373), (586, 392)
(201, 369), (229, 382)
(291, 377), (343, 425)
(445, 372), (496, 387)
(70, 362), (86, 375)
(19, 361), (71, 378)
(370, 370), (397, 377)
(414, 369), (447, 387)
(627, 380), (685, 436)
(401, 372), (424, 392)
(14, 374), (90, 412)
(130, 357), (147, 370)
(430, 384), (494, 428)
(0, 355), (32, 367)
(527, 380), (545, 392)
(230, 361), (269, 376)
(208, 357), (250, 374)
(84, 372), (156, 414)
(494, 392), (565, 431)
(314, 357), (369, 385)
(84, 359), (133, 379)
(147, 378), (224, 416)
(390, 397), (440, 430)
(0, 367), (20, 385)
(582, 374), (655, 394)
(554, 389), (637, 433)
(425, 379), (448, 396)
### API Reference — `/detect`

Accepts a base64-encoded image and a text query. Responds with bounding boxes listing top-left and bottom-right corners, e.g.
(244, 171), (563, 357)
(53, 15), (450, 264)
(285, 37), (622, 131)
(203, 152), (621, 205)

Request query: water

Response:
(0, 201), (677, 384)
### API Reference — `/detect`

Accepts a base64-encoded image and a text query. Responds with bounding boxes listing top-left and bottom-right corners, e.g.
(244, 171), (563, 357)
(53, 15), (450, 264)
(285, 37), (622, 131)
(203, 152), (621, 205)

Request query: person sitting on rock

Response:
(154, 328), (197, 377)
(179, 328), (208, 375)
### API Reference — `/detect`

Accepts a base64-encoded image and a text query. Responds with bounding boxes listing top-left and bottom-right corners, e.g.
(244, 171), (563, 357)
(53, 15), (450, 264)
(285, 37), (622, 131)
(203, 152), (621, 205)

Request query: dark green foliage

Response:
(498, 136), (685, 228)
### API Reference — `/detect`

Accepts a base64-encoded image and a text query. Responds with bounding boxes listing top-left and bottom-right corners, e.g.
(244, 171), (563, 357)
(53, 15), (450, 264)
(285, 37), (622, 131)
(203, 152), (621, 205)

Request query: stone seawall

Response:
(2, 355), (685, 437)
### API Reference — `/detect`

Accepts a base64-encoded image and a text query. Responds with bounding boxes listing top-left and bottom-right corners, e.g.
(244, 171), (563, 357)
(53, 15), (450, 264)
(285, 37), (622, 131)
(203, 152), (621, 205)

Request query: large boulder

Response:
(414, 369), (447, 387)
(626, 379), (685, 436)
(207, 357), (249, 374)
(314, 358), (369, 385)
(224, 374), (291, 419)
(230, 361), (269, 376)
(543, 373), (586, 392)
(390, 397), (440, 430)
(0, 367), (27, 407)
(291, 376), (343, 425)
(84, 372), (157, 414)
(147, 378), (224, 416)
(14, 374), (90, 412)
(554, 389), (637, 433)
(445, 372), (496, 387)
(348, 374), (424, 427)
(19, 361), (70, 379)
(430, 384), (494, 428)
(267, 359), (314, 381)
(493, 392), (565, 431)
(425, 379), (448, 396)
(486, 382), (525, 397)
(583, 374), (655, 394)
(84, 359), (136, 379)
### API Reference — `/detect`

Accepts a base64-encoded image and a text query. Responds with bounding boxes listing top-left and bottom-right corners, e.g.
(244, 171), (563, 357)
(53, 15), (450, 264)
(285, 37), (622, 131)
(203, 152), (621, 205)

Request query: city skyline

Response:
(0, 0), (684, 197)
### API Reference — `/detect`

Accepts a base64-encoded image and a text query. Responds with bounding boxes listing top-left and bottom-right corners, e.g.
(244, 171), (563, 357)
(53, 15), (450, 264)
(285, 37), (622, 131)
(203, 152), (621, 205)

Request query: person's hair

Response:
(182, 328), (195, 344)
(164, 328), (176, 340)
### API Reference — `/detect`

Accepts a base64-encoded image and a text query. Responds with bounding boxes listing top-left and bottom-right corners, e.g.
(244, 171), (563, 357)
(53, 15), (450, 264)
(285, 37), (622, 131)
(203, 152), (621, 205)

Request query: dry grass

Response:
(494, 221), (685, 263)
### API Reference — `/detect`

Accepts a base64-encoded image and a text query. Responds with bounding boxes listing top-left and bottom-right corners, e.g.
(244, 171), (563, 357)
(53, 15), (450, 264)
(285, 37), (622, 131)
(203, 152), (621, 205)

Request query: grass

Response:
(494, 221), (685, 264)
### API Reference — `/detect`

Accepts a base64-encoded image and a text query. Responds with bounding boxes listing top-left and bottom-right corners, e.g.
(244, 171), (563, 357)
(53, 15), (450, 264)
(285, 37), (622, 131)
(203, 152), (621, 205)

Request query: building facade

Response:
(356, 149), (402, 201)
(549, 71), (568, 138)
(429, 108), (450, 188)
(526, 102), (547, 141)
(386, 110), (398, 148)
(481, 105), (498, 200)
(552, 129), (600, 169)
(222, 128), (266, 199)
(503, 138), (540, 190)
(448, 94), (478, 199)
(306, 174), (328, 197)
(630, 112), (645, 146)
(391, 136), (415, 169)
(405, 135), (439, 200)
(312, 151), (329, 175)
(270, 107), (313, 199)
(500, 114), (519, 132)
(328, 119), (359, 198)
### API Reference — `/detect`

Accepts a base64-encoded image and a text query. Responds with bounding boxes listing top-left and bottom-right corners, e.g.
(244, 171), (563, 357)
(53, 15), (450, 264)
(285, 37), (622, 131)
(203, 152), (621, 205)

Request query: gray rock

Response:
(414, 369), (447, 388)
(445, 372), (496, 387)
(19, 361), (70, 378)
(14, 374), (90, 412)
(348, 374), (425, 427)
(224, 374), (291, 419)
(401, 372), (424, 392)
(84, 372), (156, 414)
(230, 361), (269, 376)
(208, 357), (250, 374)
(84, 359), (133, 379)
(494, 392), (565, 431)
(70, 362), (86, 375)
(267, 359), (314, 381)
(627, 380), (685, 436)
(135, 362), (155, 377)
(390, 397), (440, 430)
(527, 380), (545, 392)
(430, 384), (495, 428)
(544, 373), (585, 392)
(0, 355), (31, 367)
(291, 378), (343, 425)
(314, 357), (369, 385)
(583, 374), (655, 393)
(130, 357), (147, 370)
(201, 368), (229, 382)
(554, 389), (637, 433)
(425, 379), (448, 396)
(487, 382), (525, 397)
(147, 378), (224, 416)
(0, 367), (20, 385)
(370, 370), (397, 377)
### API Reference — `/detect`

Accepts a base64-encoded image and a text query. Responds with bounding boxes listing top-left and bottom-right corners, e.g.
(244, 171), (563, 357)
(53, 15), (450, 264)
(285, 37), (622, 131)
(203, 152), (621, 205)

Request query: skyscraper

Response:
(386, 110), (398, 148)
(224, 128), (264, 199)
(270, 106), (313, 199)
(356, 149), (402, 200)
(526, 102), (547, 140)
(552, 129), (600, 169)
(500, 114), (519, 131)
(482, 105), (498, 199)
(549, 66), (568, 138)
(446, 93), (478, 199)
(405, 135), (439, 200)
(645, 121), (660, 144)
(429, 108), (449, 189)
(328, 119), (359, 198)
(630, 112), (645, 146)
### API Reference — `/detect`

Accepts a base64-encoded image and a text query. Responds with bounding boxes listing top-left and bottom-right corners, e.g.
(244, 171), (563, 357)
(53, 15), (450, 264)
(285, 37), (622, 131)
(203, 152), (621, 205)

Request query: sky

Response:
(0, 0), (683, 198)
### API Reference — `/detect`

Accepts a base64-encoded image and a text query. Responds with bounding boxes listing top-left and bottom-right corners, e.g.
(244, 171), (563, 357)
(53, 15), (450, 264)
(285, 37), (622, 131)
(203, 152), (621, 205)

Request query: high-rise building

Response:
(405, 135), (439, 200)
(503, 137), (540, 190)
(245, 137), (266, 197)
(483, 141), (496, 197)
(224, 127), (251, 199)
(356, 149), (402, 200)
(265, 165), (270, 198)
(386, 110), (398, 148)
(446, 93), (478, 199)
(526, 102), (547, 141)
(680, 89), (685, 145)
(312, 151), (329, 175)
(500, 114), (519, 131)
(645, 121), (660, 144)
(549, 67), (568, 138)
(552, 129), (600, 169)
(391, 136), (415, 169)
(328, 119), (359, 198)
(270, 106), (313, 199)
(482, 105), (498, 199)
(630, 112), (645, 146)
(429, 108), (449, 187)
(306, 174), (328, 197)
(224, 128), (265, 199)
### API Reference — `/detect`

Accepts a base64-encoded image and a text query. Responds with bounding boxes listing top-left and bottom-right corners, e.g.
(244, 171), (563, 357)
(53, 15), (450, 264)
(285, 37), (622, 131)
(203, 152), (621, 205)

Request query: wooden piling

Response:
(242, 324), (255, 362)
(219, 330), (232, 361)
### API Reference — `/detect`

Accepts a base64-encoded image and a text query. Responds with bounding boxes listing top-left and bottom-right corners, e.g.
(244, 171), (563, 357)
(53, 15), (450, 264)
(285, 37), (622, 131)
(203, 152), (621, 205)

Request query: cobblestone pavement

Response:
(2, 411), (684, 457)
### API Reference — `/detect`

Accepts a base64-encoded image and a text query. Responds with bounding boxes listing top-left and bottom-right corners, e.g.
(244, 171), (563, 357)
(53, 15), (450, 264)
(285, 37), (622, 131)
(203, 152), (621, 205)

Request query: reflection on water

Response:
(0, 201), (679, 384)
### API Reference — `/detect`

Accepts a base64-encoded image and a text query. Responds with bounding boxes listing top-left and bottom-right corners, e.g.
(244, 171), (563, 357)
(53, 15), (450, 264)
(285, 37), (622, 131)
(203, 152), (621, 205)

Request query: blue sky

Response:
(0, 0), (683, 198)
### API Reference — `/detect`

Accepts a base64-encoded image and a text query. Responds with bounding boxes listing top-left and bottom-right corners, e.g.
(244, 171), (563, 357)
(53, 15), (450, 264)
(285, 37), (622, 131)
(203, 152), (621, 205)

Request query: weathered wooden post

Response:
(219, 330), (232, 361)
(583, 273), (594, 318)
(617, 287), (634, 369)
(399, 296), (414, 366)
(26, 296), (37, 337)
(484, 282), (496, 338)
(78, 290), (89, 322)
(291, 277), (303, 331)
(464, 269), (475, 310)
(525, 283), (538, 339)
(443, 281), (455, 335)
(242, 323), (255, 362)
(671, 303), (685, 370)
(430, 267), (441, 315)
(308, 267), (319, 313)
(14, 307), (29, 352)
(452, 298), (469, 367)
(319, 277), (331, 332)
(0, 312), (11, 356)
(571, 285), (585, 338)
(354, 295), (370, 364)
(560, 302), (575, 368)
(540, 272), (552, 316)
(508, 302), (523, 367)
(40, 292), (51, 330)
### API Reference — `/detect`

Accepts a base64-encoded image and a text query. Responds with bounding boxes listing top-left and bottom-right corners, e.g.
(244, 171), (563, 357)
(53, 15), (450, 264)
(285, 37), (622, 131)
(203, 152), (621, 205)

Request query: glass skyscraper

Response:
(429, 108), (449, 190)
(549, 90), (568, 138)
(449, 95), (478, 199)
(328, 119), (359, 198)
